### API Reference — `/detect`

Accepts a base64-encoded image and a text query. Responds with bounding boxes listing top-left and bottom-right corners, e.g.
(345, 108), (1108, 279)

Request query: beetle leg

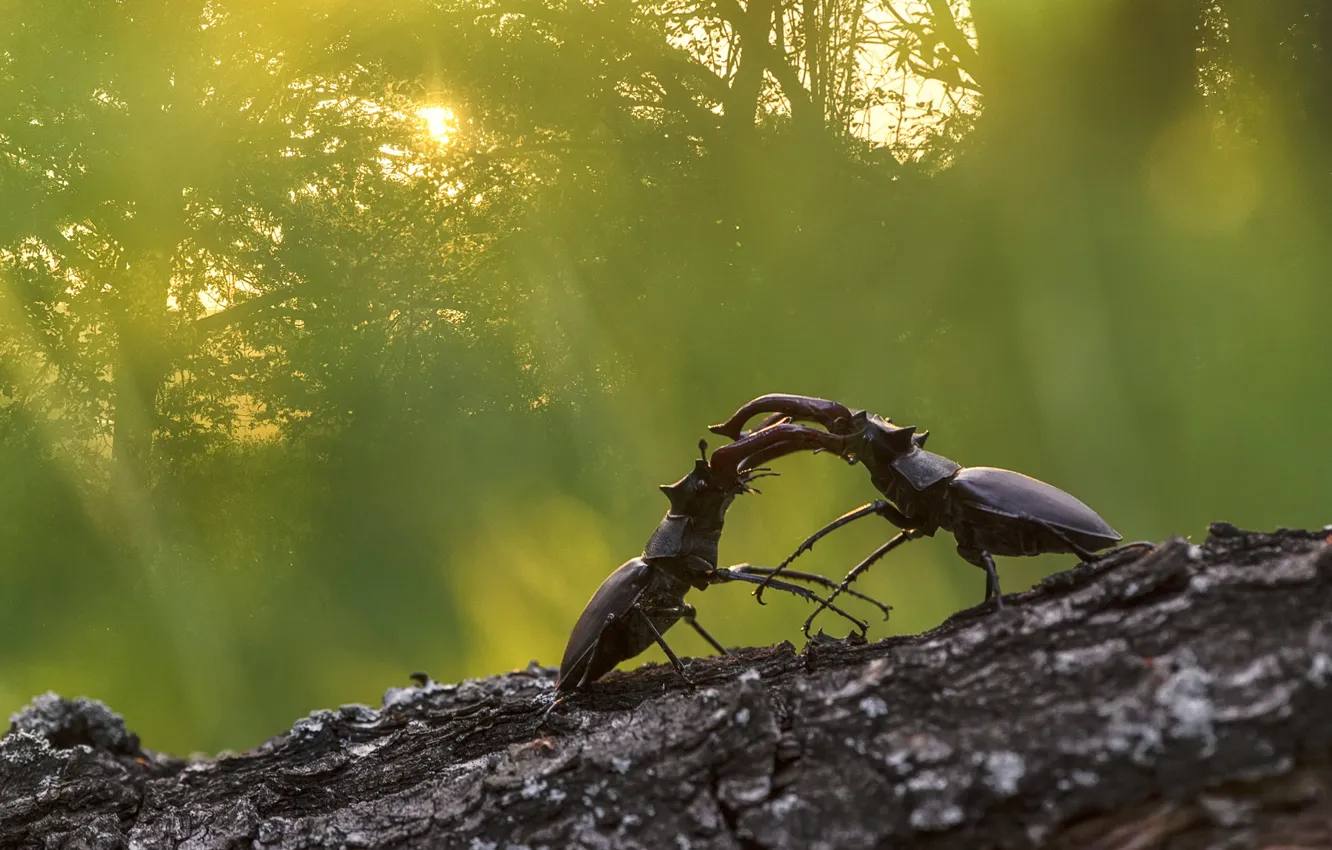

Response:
(803, 530), (921, 636)
(982, 552), (1002, 608)
(685, 615), (729, 656)
(539, 694), (570, 731)
(640, 602), (729, 657)
(639, 602), (693, 618)
(635, 608), (693, 685)
(1044, 525), (1157, 565)
(571, 611), (621, 690)
(957, 546), (1004, 610)
(756, 500), (914, 605)
(1036, 523), (1103, 562)
(713, 569), (868, 634)
(730, 563), (893, 621)
(1112, 541), (1158, 559)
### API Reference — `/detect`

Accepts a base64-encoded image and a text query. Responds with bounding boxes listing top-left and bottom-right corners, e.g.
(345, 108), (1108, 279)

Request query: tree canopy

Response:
(2, 0), (1330, 752)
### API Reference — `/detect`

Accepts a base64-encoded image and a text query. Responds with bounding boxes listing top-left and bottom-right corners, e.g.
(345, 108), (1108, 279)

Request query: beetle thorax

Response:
(859, 415), (918, 461)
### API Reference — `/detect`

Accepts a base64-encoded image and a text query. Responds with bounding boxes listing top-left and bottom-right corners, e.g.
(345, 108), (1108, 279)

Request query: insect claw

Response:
(537, 692), (574, 733)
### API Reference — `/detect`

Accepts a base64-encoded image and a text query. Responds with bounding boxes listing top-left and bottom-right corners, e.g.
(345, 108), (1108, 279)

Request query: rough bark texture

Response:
(5, 524), (1332, 849)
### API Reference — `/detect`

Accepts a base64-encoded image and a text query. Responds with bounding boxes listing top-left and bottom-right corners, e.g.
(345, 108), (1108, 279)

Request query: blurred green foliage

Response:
(2, 0), (1330, 754)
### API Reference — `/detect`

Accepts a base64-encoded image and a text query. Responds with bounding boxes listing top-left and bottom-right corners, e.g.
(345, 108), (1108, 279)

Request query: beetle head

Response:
(859, 413), (928, 465)
(659, 442), (732, 519)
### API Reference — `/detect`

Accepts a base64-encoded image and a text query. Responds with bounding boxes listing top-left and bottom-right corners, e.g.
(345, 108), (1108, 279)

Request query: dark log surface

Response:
(5, 524), (1332, 849)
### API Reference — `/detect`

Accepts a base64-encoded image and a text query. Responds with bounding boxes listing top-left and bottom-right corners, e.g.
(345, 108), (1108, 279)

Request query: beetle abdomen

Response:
(950, 467), (1121, 549)
(557, 559), (654, 692)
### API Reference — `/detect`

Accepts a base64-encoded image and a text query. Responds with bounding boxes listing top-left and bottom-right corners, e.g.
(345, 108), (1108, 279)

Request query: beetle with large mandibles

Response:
(709, 394), (1146, 634)
(553, 422), (886, 698)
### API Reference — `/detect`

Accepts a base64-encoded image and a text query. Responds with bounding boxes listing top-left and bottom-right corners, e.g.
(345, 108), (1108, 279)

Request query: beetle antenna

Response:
(739, 470), (780, 494)
(698, 438), (708, 462)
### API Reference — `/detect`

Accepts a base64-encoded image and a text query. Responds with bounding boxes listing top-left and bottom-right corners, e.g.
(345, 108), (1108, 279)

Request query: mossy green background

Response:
(2, 0), (1329, 754)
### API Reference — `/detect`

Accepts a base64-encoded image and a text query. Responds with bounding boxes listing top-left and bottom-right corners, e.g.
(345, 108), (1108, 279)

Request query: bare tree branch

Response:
(712, 0), (820, 126)
(924, 0), (983, 88)
(5, 525), (1332, 847)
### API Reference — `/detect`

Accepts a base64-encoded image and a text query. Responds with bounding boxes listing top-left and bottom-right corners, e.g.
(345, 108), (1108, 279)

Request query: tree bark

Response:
(725, 0), (775, 131)
(5, 524), (1332, 849)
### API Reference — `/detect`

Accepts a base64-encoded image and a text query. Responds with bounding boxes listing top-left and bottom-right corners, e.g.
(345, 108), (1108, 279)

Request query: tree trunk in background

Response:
(726, 0), (775, 132)
(109, 344), (166, 496)
(5, 525), (1332, 848)
(108, 253), (174, 504)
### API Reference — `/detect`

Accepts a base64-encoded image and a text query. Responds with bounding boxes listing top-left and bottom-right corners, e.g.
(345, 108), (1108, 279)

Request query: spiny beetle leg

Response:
(803, 529), (920, 636)
(981, 551), (1003, 610)
(1040, 523), (1102, 562)
(538, 693), (575, 734)
(754, 500), (893, 605)
(731, 563), (892, 621)
(568, 611), (621, 692)
(636, 608), (694, 688)
(641, 603), (729, 657)
(957, 546), (1004, 611)
(686, 617), (728, 656)
(1106, 540), (1158, 561)
(719, 569), (868, 634)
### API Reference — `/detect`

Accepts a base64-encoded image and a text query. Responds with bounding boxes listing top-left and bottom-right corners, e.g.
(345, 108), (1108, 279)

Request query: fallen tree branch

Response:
(4, 524), (1332, 848)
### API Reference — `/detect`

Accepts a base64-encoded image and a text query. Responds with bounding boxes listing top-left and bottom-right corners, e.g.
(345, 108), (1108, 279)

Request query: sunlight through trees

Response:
(2, 0), (1330, 752)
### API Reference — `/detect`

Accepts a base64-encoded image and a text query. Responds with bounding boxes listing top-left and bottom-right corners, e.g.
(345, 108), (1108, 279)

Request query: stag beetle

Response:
(554, 423), (883, 698)
(710, 394), (1142, 633)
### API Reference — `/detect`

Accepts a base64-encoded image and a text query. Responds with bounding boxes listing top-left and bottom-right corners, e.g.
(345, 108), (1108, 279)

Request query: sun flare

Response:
(418, 105), (457, 145)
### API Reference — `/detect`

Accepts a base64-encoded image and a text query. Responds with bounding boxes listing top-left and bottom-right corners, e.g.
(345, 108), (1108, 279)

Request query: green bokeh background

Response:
(2, 0), (1330, 754)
